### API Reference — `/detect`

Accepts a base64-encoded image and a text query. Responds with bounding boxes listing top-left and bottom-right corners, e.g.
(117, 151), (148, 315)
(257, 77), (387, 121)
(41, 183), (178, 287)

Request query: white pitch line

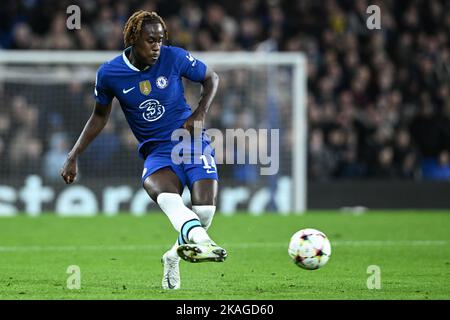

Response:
(0, 240), (448, 252)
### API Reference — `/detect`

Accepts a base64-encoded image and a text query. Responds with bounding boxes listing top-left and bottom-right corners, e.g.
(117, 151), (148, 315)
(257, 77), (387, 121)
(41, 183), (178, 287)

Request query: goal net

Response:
(0, 51), (307, 216)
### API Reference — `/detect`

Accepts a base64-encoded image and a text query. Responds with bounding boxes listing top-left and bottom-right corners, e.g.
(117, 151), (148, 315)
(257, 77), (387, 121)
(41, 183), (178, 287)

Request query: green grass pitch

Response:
(0, 211), (449, 300)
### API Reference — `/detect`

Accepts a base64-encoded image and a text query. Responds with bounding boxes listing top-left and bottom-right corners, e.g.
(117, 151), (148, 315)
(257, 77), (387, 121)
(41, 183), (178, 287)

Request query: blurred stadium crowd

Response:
(0, 0), (450, 182)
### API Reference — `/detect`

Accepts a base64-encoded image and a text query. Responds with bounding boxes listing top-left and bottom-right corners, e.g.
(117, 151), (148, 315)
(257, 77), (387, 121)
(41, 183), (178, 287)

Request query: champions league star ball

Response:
(288, 228), (331, 270)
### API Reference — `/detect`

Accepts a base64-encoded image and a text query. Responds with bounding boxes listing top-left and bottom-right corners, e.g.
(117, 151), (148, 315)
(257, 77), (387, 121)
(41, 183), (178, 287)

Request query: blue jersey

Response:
(94, 45), (207, 158)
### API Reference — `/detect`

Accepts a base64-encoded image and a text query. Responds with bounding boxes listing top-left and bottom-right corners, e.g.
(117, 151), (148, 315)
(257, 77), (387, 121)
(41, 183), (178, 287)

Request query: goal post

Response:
(0, 50), (307, 214)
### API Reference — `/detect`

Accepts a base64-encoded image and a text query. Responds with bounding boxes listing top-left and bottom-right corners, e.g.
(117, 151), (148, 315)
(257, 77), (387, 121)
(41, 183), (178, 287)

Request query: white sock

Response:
(168, 205), (216, 256)
(157, 193), (199, 231)
(157, 193), (212, 245)
(166, 241), (179, 260)
(188, 227), (212, 244)
(192, 205), (216, 230)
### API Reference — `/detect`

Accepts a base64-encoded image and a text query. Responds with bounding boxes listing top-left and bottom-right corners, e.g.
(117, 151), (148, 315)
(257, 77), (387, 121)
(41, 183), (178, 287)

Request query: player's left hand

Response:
(182, 111), (205, 137)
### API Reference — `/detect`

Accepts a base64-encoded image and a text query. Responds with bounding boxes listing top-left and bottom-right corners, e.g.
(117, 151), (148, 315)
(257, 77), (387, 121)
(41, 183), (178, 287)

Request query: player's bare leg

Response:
(143, 168), (183, 202)
(191, 179), (217, 229)
(177, 179), (228, 263)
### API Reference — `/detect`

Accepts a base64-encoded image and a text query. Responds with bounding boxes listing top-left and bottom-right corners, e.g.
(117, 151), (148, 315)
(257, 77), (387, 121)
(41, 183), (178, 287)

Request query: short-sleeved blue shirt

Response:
(94, 45), (207, 158)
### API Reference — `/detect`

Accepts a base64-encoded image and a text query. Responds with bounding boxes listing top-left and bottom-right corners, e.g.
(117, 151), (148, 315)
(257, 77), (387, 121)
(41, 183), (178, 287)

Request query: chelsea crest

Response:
(156, 76), (168, 89)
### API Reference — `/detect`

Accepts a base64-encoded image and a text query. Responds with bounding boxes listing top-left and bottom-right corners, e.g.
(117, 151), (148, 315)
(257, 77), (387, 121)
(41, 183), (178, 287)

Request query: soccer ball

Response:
(288, 228), (331, 270)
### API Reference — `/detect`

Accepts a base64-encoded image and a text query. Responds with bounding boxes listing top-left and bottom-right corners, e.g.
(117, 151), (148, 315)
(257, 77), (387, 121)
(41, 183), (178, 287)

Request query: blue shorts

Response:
(141, 136), (219, 190)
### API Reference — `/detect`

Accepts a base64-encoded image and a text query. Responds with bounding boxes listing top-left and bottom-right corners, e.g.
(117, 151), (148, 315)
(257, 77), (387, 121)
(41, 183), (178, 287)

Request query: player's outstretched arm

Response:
(182, 67), (219, 135)
(60, 102), (112, 184)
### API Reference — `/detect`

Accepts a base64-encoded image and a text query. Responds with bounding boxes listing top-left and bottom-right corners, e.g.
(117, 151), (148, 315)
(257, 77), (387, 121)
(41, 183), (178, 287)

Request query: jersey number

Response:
(200, 155), (216, 174)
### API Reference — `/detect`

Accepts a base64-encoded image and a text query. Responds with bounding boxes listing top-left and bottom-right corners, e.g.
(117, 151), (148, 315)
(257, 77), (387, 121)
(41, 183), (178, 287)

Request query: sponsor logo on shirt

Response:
(139, 99), (165, 122)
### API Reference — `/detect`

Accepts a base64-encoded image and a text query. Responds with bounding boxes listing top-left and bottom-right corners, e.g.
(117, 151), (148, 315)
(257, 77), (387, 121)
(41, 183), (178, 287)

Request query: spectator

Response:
(422, 150), (450, 180)
(308, 129), (334, 180)
(371, 146), (397, 178)
(0, 0), (449, 182)
(80, 120), (120, 175)
(43, 133), (69, 181)
(393, 129), (419, 179)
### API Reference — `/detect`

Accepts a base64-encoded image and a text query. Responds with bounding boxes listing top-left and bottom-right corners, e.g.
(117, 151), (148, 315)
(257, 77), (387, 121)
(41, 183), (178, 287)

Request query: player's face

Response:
(135, 23), (164, 66)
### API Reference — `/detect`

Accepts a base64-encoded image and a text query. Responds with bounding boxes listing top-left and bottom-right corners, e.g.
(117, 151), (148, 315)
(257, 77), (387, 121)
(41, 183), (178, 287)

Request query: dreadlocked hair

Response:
(123, 10), (168, 47)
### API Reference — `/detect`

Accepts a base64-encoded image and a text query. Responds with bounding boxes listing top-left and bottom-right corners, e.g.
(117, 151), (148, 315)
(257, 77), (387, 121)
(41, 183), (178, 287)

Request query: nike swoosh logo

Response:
(167, 277), (175, 289)
(206, 169), (216, 174)
(122, 87), (135, 94)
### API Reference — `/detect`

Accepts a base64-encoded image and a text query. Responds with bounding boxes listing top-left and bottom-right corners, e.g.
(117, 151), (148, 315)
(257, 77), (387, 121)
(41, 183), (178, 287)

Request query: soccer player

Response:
(60, 11), (227, 290)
